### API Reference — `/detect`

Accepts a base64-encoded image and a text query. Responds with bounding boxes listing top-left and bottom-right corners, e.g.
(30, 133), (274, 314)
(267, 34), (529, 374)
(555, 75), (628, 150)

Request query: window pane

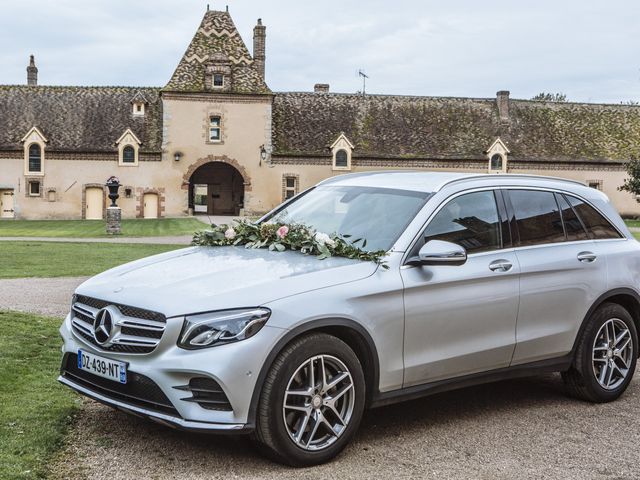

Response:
(286, 177), (296, 188)
(556, 194), (589, 241)
(285, 190), (295, 199)
(509, 190), (564, 246)
(28, 144), (41, 172)
(335, 150), (348, 167)
(422, 191), (501, 254)
(490, 154), (503, 170)
(210, 116), (220, 126)
(565, 195), (621, 239)
(213, 74), (224, 87)
(122, 146), (135, 163)
(210, 127), (220, 141)
(29, 181), (40, 195)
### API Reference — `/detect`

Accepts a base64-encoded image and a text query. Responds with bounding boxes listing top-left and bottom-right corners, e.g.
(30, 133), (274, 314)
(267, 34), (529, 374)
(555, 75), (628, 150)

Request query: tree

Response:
(619, 157), (640, 199)
(531, 92), (568, 102)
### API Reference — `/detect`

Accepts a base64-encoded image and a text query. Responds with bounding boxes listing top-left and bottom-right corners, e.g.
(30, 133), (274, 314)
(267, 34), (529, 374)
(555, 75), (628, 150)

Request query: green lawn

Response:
(625, 220), (640, 228)
(0, 242), (185, 278)
(0, 311), (80, 480)
(0, 218), (207, 238)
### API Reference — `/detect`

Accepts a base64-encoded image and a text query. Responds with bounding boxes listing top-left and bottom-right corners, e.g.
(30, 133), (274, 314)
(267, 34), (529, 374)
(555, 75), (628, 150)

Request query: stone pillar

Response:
(496, 90), (510, 124)
(106, 207), (121, 235)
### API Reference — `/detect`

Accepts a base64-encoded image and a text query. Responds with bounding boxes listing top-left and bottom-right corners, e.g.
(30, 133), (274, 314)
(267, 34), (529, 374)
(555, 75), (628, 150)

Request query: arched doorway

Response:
(188, 162), (244, 215)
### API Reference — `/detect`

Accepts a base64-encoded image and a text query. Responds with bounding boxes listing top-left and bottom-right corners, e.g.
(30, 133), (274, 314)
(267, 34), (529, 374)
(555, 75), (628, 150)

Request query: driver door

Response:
(401, 189), (520, 387)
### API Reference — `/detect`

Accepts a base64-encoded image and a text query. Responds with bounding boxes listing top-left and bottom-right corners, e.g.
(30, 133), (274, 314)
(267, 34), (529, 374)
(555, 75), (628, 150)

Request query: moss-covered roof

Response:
(272, 92), (640, 162)
(0, 85), (162, 152)
(164, 10), (270, 94)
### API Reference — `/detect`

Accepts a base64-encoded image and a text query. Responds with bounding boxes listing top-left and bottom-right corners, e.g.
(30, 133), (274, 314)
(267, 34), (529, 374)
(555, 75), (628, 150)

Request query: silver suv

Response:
(59, 172), (639, 466)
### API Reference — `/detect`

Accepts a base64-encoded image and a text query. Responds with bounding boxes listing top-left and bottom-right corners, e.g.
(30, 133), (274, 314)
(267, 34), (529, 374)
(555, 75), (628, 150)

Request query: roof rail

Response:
(435, 173), (587, 192)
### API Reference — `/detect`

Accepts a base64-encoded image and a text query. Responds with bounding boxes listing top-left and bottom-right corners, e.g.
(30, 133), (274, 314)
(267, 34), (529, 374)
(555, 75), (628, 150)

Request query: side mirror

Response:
(409, 240), (467, 266)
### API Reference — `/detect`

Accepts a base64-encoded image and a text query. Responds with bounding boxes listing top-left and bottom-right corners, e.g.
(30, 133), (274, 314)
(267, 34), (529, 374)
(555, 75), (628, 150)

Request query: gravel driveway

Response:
(2, 276), (639, 479)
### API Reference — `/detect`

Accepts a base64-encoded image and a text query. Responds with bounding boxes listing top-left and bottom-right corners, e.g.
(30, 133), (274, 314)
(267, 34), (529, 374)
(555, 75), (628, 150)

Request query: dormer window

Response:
(209, 115), (222, 142)
(133, 102), (145, 116)
(22, 126), (47, 176)
(486, 138), (510, 174)
(28, 144), (42, 173)
(330, 133), (354, 171)
(130, 91), (148, 116)
(116, 129), (141, 166)
(213, 74), (224, 88)
(122, 145), (136, 163)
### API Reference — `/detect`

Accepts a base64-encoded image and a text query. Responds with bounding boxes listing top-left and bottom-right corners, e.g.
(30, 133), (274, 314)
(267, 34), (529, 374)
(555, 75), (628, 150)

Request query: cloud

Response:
(0, 0), (638, 102)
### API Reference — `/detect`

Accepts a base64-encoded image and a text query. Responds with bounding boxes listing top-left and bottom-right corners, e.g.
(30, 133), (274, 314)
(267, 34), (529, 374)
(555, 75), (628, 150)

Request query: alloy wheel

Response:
(282, 354), (355, 451)
(592, 318), (634, 390)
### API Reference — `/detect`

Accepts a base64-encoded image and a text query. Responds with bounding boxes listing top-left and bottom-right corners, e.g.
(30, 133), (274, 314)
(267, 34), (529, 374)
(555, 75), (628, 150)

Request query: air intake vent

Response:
(174, 377), (232, 411)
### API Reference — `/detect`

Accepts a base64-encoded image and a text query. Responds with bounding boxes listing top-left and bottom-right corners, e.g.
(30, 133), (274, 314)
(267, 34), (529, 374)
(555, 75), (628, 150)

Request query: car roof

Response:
(319, 171), (587, 193)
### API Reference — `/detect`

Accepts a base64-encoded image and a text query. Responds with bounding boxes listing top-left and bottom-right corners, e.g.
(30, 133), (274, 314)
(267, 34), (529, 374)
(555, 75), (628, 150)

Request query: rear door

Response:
(507, 189), (608, 365)
(401, 189), (520, 386)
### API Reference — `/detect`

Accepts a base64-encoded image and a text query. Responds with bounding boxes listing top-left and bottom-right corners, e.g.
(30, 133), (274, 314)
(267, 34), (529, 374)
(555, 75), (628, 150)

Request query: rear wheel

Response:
(252, 333), (365, 466)
(562, 302), (638, 402)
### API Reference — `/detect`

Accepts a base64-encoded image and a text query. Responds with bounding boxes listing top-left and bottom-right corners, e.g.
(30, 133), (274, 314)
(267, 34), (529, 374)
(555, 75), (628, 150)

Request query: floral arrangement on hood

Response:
(192, 220), (388, 267)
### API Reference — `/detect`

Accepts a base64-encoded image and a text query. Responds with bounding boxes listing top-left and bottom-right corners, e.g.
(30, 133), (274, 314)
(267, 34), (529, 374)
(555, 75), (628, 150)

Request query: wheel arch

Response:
(573, 288), (640, 358)
(247, 318), (380, 427)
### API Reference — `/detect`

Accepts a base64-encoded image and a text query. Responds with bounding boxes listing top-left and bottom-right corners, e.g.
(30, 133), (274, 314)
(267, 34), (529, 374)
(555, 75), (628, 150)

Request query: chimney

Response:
(253, 18), (266, 81)
(496, 90), (510, 123)
(314, 83), (330, 93)
(27, 55), (38, 86)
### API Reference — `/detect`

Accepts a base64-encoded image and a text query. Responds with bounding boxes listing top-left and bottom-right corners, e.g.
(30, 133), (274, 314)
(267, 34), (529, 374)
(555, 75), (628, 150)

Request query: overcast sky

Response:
(1, 0), (638, 103)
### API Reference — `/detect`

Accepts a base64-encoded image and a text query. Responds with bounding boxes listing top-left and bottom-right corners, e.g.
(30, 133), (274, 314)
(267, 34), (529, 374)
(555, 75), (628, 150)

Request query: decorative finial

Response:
(226, 5), (229, 12)
(206, 4), (209, 11)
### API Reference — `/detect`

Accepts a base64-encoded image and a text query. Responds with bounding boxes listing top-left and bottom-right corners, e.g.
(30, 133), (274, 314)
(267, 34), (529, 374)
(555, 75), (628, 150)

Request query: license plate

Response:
(77, 349), (127, 384)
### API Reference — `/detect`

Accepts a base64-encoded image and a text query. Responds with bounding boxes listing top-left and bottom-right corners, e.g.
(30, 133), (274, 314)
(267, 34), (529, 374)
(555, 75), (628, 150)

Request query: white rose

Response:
(314, 232), (335, 247)
(224, 227), (236, 240)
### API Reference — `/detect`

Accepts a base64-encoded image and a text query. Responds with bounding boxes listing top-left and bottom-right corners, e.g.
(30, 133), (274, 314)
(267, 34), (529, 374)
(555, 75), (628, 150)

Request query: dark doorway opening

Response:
(188, 162), (244, 215)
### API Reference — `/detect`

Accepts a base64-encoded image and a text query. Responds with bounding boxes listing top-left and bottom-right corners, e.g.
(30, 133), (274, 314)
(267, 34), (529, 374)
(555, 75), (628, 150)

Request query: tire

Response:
(562, 302), (638, 403)
(252, 332), (366, 466)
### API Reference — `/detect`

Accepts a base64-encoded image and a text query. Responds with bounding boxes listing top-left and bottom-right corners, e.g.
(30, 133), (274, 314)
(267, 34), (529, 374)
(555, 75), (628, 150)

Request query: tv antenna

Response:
(358, 69), (369, 96)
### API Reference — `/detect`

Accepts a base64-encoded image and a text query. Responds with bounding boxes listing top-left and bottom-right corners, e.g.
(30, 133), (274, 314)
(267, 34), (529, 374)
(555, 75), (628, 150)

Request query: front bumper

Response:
(59, 312), (285, 432)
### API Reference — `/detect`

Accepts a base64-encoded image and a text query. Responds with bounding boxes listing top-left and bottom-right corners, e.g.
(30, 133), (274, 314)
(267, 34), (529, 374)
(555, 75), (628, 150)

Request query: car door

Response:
(401, 189), (520, 387)
(506, 189), (608, 365)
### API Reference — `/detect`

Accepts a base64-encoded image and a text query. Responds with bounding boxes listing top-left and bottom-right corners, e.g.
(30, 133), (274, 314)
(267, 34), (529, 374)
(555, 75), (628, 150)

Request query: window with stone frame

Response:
(28, 180), (41, 196)
(283, 175), (299, 201)
(213, 74), (224, 88)
(490, 154), (503, 171)
(122, 145), (136, 163)
(28, 143), (42, 173)
(335, 149), (348, 168)
(209, 115), (222, 142)
(587, 180), (603, 191)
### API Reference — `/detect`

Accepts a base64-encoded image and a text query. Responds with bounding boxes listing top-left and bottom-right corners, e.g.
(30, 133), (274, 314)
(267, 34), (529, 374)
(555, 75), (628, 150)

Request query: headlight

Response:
(178, 308), (271, 350)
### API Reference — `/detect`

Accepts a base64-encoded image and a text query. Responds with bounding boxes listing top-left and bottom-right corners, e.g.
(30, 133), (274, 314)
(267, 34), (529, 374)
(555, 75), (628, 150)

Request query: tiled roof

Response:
(272, 92), (640, 162)
(0, 85), (162, 152)
(164, 10), (270, 94)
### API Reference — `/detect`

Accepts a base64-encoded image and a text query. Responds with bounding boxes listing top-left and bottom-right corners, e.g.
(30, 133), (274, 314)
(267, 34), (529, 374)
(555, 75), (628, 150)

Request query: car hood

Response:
(75, 246), (378, 317)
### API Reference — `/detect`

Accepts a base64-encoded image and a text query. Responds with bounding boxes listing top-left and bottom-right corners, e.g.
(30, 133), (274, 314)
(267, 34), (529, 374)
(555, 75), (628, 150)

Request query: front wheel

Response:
(252, 333), (366, 466)
(562, 302), (638, 403)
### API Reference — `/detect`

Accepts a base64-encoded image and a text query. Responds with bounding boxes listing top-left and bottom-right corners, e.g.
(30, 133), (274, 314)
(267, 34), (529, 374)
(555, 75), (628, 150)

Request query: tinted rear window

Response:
(564, 195), (622, 239)
(509, 190), (565, 246)
(556, 194), (589, 241)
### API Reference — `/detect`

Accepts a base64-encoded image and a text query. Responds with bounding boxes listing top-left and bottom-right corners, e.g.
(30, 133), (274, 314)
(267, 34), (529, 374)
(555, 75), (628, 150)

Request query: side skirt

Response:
(370, 355), (573, 409)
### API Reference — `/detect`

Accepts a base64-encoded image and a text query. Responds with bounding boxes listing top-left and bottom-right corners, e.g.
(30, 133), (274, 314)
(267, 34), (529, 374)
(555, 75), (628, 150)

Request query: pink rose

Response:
(276, 225), (289, 239)
(224, 227), (236, 240)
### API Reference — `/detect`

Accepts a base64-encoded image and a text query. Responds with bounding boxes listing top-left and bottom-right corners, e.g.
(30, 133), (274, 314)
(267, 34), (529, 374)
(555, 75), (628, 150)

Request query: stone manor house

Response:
(1, 8), (640, 220)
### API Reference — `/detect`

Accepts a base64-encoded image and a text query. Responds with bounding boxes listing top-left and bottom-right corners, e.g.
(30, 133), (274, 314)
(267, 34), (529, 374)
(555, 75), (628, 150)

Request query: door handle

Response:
(489, 259), (513, 272)
(577, 251), (597, 263)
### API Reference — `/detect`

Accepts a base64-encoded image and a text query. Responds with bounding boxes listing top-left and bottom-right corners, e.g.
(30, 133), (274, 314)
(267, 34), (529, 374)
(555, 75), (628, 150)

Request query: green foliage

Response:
(192, 220), (388, 268)
(0, 242), (183, 279)
(531, 92), (568, 102)
(619, 157), (640, 196)
(0, 311), (80, 479)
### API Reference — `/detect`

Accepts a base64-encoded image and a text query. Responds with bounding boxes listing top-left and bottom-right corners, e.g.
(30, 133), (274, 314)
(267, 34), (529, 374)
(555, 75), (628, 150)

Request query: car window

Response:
(564, 195), (622, 239)
(556, 193), (589, 241)
(509, 190), (565, 246)
(417, 190), (502, 254)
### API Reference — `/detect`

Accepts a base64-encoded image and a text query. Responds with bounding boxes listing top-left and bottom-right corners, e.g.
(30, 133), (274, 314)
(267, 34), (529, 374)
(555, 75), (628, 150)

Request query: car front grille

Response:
(70, 294), (167, 354)
(61, 353), (178, 416)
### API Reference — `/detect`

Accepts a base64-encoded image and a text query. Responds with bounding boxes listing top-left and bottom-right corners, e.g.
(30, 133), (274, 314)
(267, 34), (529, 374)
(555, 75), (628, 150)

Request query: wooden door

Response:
(85, 187), (103, 220)
(143, 193), (158, 219)
(0, 190), (15, 218)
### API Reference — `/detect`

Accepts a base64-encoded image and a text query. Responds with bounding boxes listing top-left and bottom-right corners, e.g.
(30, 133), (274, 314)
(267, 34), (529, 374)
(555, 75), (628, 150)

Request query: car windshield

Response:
(264, 186), (431, 251)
